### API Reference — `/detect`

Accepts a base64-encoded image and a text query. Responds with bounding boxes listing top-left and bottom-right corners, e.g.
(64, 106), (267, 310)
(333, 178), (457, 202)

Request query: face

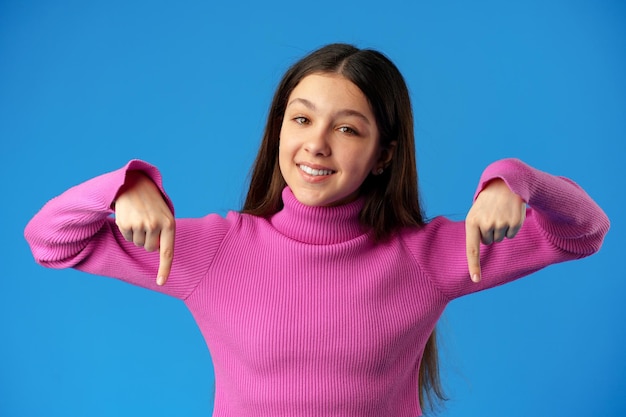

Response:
(279, 73), (388, 207)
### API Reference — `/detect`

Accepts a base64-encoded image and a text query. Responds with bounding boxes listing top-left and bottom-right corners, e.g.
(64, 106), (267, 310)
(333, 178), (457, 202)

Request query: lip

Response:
(296, 162), (336, 183)
(297, 162), (335, 172)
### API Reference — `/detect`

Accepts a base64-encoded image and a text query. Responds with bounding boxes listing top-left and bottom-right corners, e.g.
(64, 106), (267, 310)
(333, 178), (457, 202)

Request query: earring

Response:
(375, 167), (384, 175)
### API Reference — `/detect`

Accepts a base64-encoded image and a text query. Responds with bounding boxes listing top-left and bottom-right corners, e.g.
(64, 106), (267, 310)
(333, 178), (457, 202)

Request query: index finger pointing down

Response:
(465, 223), (482, 283)
(156, 226), (175, 286)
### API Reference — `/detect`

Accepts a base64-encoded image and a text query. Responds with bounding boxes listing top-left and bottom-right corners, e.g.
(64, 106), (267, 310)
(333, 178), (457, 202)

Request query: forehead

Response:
(288, 73), (372, 113)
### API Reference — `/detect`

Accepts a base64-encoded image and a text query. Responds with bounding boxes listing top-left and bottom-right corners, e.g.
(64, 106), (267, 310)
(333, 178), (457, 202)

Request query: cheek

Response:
(344, 147), (379, 175)
(278, 142), (286, 170)
(278, 126), (301, 162)
(278, 138), (293, 177)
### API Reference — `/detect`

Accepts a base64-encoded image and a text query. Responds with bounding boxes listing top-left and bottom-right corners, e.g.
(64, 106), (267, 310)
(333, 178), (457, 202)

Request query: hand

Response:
(465, 179), (526, 283)
(114, 171), (175, 286)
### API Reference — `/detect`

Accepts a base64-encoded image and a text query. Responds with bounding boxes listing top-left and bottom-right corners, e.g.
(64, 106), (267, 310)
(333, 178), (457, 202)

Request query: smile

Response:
(298, 164), (335, 176)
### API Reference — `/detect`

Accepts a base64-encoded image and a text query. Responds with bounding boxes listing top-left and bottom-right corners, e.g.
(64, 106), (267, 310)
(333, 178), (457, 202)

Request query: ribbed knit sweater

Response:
(25, 158), (609, 416)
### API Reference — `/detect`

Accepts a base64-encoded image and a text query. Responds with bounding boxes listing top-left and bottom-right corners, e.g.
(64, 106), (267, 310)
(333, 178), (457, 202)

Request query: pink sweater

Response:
(25, 158), (609, 416)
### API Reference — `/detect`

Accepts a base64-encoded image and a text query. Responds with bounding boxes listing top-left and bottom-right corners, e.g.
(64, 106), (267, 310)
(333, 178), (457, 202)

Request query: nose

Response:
(304, 127), (331, 156)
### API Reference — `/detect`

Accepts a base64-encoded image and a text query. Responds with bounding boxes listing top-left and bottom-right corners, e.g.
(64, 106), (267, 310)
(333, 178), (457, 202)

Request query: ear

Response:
(372, 141), (397, 175)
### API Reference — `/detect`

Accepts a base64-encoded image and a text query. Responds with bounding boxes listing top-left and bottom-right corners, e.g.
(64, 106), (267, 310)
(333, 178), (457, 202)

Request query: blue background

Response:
(1, 1), (624, 416)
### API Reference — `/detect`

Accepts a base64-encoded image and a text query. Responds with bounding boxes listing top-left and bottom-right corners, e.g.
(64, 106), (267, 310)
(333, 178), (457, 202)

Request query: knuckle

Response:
(145, 218), (160, 231)
(465, 216), (479, 228)
(160, 246), (174, 260)
(494, 218), (508, 228)
(466, 246), (479, 258)
(162, 216), (175, 230)
(115, 219), (129, 231)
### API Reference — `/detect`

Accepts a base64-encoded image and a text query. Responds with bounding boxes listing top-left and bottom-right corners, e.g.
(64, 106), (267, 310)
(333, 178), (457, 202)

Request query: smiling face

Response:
(279, 73), (389, 207)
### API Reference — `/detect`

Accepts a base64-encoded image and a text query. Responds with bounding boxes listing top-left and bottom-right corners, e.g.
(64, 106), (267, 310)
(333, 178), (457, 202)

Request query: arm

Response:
(24, 160), (231, 300)
(473, 158), (609, 256)
(406, 158), (610, 300)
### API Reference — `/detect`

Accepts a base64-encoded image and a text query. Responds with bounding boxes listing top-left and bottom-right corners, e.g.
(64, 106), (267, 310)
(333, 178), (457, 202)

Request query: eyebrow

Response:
(287, 98), (371, 125)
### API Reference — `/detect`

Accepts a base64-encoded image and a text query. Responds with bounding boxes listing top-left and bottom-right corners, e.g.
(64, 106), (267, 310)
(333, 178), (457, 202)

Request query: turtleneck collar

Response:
(270, 187), (368, 245)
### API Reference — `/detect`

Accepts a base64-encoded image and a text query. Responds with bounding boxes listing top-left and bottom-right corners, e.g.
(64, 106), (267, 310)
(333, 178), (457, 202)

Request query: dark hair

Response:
(242, 43), (446, 410)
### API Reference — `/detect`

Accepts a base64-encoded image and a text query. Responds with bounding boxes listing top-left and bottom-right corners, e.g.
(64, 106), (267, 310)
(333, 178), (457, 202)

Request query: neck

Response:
(269, 188), (368, 244)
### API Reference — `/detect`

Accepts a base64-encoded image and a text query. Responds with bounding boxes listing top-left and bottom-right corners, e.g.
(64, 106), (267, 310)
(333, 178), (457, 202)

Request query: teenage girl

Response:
(25, 43), (609, 417)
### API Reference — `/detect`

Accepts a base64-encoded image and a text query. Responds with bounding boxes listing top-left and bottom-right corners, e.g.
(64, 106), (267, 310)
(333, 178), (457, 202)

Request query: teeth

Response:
(299, 165), (333, 176)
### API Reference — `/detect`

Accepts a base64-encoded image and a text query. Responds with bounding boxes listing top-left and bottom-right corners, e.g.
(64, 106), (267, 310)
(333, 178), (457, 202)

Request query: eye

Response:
(338, 126), (358, 135)
(293, 116), (309, 125)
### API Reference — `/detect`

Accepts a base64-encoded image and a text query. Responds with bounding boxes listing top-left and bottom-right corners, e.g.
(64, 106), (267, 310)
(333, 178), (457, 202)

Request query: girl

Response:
(25, 43), (609, 416)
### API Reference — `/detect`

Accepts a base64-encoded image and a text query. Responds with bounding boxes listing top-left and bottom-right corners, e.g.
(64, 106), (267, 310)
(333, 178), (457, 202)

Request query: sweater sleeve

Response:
(403, 158), (610, 301)
(24, 160), (232, 301)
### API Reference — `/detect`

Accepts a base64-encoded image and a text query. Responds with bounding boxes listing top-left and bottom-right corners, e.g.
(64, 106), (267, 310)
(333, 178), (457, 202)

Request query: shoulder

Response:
(178, 211), (277, 246)
(175, 211), (245, 247)
(213, 210), (272, 240)
(395, 216), (465, 267)
(398, 215), (466, 270)
(399, 216), (463, 250)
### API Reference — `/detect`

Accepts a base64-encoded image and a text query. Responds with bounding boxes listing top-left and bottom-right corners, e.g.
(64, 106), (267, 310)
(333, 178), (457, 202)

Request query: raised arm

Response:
(405, 158), (610, 301)
(24, 160), (231, 300)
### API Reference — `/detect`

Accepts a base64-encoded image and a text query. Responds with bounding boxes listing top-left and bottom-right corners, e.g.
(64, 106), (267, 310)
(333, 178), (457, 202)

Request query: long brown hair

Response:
(242, 43), (446, 411)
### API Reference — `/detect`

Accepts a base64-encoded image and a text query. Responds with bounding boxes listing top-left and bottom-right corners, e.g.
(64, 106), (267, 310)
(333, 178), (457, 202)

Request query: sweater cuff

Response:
(473, 158), (534, 203)
(110, 159), (175, 216)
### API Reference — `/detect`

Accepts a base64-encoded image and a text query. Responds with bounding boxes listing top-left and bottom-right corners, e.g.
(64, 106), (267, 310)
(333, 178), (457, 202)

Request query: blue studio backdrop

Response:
(1, 1), (624, 416)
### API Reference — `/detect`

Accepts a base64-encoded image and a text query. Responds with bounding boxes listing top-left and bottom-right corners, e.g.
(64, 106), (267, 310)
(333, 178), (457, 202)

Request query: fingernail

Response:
(157, 276), (164, 286)
(472, 274), (480, 283)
